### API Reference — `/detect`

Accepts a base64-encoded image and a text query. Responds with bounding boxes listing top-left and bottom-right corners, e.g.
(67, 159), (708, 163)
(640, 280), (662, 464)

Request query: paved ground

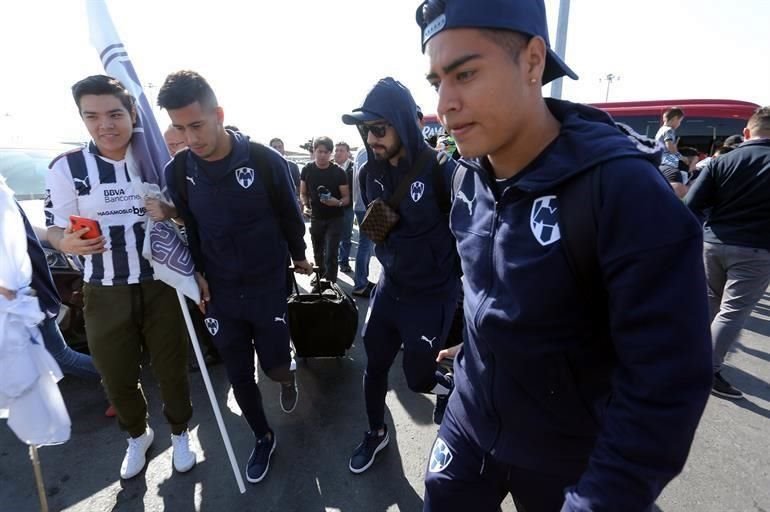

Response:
(2, 230), (770, 511)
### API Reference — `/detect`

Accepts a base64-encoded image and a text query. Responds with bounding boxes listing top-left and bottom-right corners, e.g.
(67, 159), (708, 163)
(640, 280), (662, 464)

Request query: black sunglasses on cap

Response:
(359, 123), (390, 138)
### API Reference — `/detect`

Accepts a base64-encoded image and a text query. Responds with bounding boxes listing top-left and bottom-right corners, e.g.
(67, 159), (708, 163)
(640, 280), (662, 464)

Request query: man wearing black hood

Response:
(416, 0), (712, 510)
(342, 77), (460, 474)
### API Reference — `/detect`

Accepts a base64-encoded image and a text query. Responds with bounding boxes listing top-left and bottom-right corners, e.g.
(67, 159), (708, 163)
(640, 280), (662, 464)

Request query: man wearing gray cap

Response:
(415, 0), (712, 510)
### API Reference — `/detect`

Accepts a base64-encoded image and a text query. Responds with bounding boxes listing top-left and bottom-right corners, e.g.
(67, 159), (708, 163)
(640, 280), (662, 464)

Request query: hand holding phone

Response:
(59, 215), (106, 255)
(70, 215), (102, 240)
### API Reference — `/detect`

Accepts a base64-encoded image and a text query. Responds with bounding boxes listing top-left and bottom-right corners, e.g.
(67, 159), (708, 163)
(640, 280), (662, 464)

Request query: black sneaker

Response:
(352, 281), (375, 297)
(433, 374), (454, 425)
(280, 372), (298, 414)
(246, 431), (276, 483)
(349, 425), (389, 474)
(340, 265), (353, 273)
(712, 371), (743, 399)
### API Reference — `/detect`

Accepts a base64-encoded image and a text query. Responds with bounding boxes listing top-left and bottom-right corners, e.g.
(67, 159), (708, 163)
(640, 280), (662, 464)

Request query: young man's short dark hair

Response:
(748, 106), (770, 135)
(157, 70), (218, 111)
(663, 107), (685, 123)
(723, 134), (744, 147)
(714, 145), (735, 157)
(335, 142), (351, 152)
(313, 136), (334, 152)
(679, 147), (699, 158)
(270, 137), (284, 147)
(71, 74), (135, 113)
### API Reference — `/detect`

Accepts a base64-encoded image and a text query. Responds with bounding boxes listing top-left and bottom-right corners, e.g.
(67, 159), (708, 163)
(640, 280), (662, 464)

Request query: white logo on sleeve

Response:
(530, 195), (561, 246)
(235, 167), (255, 189)
(374, 179), (385, 192)
(410, 181), (425, 202)
(456, 190), (475, 216)
(274, 313), (287, 325)
(185, 175), (196, 186)
(421, 335), (437, 348)
(428, 437), (453, 473)
(204, 318), (219, 336)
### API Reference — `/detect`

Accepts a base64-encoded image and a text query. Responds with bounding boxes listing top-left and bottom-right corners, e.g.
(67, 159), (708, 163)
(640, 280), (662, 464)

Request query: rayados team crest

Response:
(530, 195), (561, 246)
(204, 318), (219, 336)
(428, 437), (453, 473)
(410, 181), (425, 202)
(235, 167), (255, 189)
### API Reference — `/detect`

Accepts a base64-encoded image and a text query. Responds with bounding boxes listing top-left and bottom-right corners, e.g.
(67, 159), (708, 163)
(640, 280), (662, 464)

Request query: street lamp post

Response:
(600, 73), (621, 102)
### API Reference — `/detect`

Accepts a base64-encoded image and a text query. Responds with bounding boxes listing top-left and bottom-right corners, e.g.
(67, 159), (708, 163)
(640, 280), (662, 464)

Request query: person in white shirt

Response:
(46, 75), (196, 480)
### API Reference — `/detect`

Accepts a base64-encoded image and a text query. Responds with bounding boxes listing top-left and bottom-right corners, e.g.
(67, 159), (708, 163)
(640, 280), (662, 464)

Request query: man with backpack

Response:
(415, 1), (712, 510)
(341, 77), (460, 474)
(154, 70), (312, 484)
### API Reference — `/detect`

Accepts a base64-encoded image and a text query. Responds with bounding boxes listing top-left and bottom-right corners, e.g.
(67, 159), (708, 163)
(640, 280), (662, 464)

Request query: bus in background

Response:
(422, 114), (443, 143)
(591, 99), (760, 154)
(422, 100), (759, 156)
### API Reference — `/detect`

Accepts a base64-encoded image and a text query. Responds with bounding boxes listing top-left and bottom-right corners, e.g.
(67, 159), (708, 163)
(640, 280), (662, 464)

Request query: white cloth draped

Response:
(0, 176), (71, 446)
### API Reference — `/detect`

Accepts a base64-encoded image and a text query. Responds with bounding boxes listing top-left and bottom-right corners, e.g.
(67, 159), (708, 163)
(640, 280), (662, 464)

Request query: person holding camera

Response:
(300, 136), (350, 286)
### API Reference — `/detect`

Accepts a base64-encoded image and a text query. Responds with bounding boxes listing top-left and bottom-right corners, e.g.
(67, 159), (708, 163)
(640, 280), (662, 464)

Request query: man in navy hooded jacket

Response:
(416, 1), (712, 511)
(155, 70), (312, 485)
(341, 77), (461, 474)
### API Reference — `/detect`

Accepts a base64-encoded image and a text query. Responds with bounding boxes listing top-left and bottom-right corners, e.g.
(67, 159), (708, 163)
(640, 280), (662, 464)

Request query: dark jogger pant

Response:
(423, 412), (583, 512)
(362, 285), (456, 431)
(204, 289), (292, 438)
(85, 280), (192, 437)
(310, 216), (344, 283)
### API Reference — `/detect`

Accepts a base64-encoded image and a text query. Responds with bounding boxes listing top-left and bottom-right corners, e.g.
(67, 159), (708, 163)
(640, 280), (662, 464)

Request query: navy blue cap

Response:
(415, 0), (578, 85)
(341, 109), (384, 125)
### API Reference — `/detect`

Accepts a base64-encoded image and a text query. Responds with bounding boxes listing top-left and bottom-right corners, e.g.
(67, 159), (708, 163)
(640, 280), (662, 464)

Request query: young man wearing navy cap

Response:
(416, 1), (712, 510)
(341, 77), (460, 474)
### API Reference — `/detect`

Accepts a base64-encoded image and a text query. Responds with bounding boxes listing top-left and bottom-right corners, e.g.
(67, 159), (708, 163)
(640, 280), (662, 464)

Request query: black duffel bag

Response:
(287, 270), (359, 358)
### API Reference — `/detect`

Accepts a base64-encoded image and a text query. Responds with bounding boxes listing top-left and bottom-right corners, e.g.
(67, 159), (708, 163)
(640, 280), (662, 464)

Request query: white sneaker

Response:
(171, 431), (197, 473)
(120, 427), (154, 479)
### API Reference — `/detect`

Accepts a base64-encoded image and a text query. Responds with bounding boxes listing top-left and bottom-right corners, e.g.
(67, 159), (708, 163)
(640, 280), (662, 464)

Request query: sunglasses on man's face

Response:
(359, 124), (389, 138)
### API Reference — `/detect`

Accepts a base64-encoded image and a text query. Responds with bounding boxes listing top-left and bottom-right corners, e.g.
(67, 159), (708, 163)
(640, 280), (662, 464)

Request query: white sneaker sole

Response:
(245, 438), (277, 484)
(281, 385), (298, 414)
(120, 428), (155, 480)
(711, 388), (744, 400)
(348, 432), (389, 474)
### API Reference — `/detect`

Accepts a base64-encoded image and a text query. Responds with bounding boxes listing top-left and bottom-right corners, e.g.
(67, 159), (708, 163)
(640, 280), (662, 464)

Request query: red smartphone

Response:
(69, 215), (101, 240)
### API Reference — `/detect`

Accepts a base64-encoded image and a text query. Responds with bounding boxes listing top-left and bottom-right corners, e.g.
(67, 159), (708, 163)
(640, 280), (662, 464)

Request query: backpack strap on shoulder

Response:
(557, 164), (603, 304)
(248, 141), (278, 214)
(173, 148), (190, 207)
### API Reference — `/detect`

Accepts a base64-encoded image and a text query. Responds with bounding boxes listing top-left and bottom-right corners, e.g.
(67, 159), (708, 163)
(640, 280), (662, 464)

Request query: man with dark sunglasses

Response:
(341, 77), (461, 474)
(416, 1), (712, 511)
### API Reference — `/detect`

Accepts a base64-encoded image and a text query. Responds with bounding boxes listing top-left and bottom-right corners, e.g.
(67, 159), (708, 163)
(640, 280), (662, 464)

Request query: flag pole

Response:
(176, 291), (246, 494)
(29, 445), (49, 512)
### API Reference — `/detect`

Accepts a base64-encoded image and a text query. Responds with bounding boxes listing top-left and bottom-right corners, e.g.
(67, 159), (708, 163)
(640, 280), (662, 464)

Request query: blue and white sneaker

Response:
(349, 425), (389, 474)
(246, 431), (276, 483)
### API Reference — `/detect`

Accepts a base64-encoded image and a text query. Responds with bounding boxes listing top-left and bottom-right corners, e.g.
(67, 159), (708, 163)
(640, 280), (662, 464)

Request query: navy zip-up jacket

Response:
(165, 131), (306, 295)
(685, 138), (770, 250)
(356, 77), (459, 302)
(19, 202), (61, 316)
(448, 99), (712, 510)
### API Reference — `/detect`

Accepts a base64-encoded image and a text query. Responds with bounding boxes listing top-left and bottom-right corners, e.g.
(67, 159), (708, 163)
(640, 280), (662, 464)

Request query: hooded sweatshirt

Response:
(165, 131), (306, 296)
(356, 77), (459, 302)
(448, 99), (712, 511)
